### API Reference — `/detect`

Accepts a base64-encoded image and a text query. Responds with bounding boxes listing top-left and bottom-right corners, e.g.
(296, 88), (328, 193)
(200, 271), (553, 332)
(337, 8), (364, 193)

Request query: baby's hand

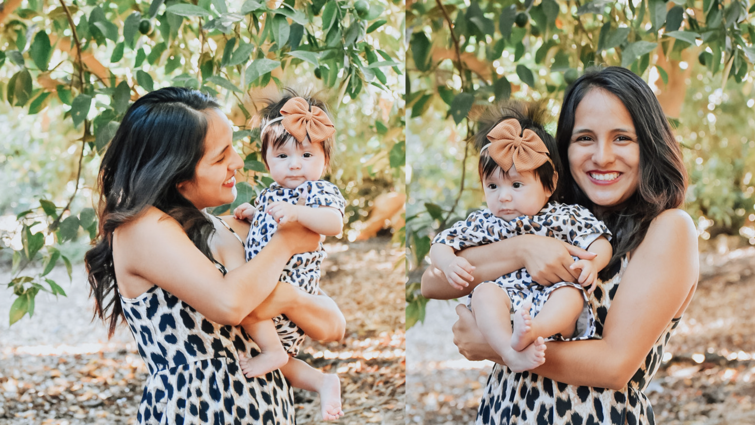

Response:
(443, 256), (476, 290)
(267, 201), (300, 225)
(570, 259), (598, 294)
(234, 202), (256, 221)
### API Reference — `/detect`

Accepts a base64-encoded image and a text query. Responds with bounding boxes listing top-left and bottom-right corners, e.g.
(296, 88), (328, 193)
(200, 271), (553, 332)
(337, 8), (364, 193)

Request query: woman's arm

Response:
(422, 234), (593, 299)
(453, 209), (699, 390)
(115, 207), (320, 326)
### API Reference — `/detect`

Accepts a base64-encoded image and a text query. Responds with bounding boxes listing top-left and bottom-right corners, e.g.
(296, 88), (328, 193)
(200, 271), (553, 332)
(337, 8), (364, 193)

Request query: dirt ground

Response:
(0, 237), (405, 425)
(407, 247), (755, 425)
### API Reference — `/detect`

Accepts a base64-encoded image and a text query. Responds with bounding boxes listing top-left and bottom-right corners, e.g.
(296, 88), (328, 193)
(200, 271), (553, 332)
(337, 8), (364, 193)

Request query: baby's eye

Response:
(303, 152), (313, 158)
(277, 153), (288, 158)
(513, 182), (523, 188)
(487, 183), (497, 189)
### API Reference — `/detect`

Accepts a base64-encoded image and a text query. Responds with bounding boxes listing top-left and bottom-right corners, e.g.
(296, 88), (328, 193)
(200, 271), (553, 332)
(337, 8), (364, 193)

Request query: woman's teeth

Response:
(589, 172), (619, 181)
(223, 177), (235, 185)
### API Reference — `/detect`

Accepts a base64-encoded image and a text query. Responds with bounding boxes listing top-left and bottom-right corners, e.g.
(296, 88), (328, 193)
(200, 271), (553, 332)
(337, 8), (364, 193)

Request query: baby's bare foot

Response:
(511, 302), (536, 351)
(505, 336), (546, 373)
(318, 373), (343, 421)
(239, 351), (289, 378)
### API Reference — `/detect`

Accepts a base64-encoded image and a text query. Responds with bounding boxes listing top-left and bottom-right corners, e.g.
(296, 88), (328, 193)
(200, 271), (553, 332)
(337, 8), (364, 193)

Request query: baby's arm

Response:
(570, 236), (612, 293)
(268, 202), (343, 236)
(429, 243), (476, 290)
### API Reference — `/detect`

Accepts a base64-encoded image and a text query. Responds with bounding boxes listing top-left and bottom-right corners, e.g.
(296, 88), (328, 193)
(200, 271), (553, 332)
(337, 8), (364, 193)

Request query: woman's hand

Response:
(273, 219), (320, 256)
(452, 304), (504, 363)
(518, 234), (596, 286)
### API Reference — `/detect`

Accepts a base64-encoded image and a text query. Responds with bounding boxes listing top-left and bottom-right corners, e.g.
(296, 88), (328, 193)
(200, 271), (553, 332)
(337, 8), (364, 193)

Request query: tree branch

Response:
(434, 0), (465, 89)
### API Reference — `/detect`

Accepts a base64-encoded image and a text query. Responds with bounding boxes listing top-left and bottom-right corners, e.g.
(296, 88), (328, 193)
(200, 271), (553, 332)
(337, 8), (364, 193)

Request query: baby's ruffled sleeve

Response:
(432, 209), (500, 250)
(300, 181), (346, 216)
(564, 204), (612, 250)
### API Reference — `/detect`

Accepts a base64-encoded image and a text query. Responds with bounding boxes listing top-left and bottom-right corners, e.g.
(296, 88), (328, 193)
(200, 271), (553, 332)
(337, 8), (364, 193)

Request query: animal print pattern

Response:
(433, 202), (611, 342)
(120, 267), (295, 424)
(476, 256), (682, 424)
(245, 180), (345, 355)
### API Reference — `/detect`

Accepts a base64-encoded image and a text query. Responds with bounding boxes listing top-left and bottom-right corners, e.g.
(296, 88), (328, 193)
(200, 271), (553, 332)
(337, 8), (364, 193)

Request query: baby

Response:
(430, 102), (612, 372)
(233, 93), (344, 420)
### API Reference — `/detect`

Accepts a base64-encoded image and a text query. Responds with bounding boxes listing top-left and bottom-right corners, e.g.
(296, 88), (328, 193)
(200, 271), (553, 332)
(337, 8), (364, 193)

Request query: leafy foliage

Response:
(406, 0), (755, 327)
(0, 0), (403, 325)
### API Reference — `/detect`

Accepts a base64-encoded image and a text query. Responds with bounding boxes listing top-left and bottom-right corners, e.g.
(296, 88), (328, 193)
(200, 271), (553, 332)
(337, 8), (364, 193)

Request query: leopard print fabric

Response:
(433, 202), (611, 342)
(245, 180), (345, 355)
(476, 256), (682, 424)
(120, 266), (295, 424)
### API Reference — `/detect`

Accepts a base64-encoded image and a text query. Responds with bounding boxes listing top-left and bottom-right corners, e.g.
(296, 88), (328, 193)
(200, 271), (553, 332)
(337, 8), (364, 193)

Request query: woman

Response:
(421, 67), (698, 424)
(85, 87), (345, 424)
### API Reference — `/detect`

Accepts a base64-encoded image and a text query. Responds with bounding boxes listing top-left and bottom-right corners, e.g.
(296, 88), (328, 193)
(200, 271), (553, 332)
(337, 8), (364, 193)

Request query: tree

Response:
(406, 0), (755, 327)
(0, 0), (404, 325)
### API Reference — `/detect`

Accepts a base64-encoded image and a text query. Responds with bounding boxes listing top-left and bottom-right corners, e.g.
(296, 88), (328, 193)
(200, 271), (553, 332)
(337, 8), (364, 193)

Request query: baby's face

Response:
(483, 165), (552, 221)
(265, 137), (326, 189)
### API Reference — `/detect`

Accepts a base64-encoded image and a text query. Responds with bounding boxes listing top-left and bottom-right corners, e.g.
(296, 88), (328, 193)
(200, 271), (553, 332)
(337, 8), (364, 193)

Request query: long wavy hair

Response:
(555, 66), (688, 279)
(85, 87), (222, 337)
(474, 100), (562, 200)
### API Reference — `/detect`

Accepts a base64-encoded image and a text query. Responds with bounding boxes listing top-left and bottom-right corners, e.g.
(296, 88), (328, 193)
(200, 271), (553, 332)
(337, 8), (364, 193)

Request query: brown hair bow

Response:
(484, 119), (551, 172)
(279, 97), (335, 144)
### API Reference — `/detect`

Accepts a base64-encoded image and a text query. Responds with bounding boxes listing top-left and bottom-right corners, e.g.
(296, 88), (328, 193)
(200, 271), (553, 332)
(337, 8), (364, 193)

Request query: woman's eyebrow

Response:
(213, 145), (229, 159)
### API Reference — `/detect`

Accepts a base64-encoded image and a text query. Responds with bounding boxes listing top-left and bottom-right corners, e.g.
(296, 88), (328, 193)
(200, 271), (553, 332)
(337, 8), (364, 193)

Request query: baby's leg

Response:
(239, 320), (289, 378)
(281, 358), (343, 421)
(471, 282), (546, 373)
(511, 286), (584, 351)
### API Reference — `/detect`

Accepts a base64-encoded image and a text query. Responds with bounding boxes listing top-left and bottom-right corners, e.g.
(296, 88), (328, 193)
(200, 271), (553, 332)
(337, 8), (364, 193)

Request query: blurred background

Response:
(406, 0), (755, 423)
(0, 0), (405, 423)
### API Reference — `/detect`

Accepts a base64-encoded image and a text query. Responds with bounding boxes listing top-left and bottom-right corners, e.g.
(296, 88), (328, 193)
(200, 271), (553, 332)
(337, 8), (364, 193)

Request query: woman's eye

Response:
(216, 156), (225, 163)
(575, 136), (592, 142)
(615, 135), (632, 142)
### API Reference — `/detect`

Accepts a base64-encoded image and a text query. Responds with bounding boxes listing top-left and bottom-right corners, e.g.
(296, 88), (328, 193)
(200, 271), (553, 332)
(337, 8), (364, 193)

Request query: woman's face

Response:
(567, 88), (640, 208)
(178, 108), (244, 210)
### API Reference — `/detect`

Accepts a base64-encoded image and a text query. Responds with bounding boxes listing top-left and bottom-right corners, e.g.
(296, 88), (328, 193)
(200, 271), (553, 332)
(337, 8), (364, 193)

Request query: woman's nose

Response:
(229, 148), (244, 171)
(592, 140), (616, 166)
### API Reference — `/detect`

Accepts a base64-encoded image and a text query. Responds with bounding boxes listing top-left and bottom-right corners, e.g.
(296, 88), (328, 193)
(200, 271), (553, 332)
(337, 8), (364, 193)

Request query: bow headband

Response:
(481, 119), (552, 173)
(260, 97), (335, 144)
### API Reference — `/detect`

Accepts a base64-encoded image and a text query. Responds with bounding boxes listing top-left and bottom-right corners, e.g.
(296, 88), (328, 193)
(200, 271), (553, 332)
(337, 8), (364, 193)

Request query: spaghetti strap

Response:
(213, 215), (245, 247)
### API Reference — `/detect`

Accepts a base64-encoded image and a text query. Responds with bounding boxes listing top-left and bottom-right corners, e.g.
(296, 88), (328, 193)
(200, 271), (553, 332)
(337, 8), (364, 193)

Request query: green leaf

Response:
(148, 0), (165, 18)
(655, 65), (668, 85)
(494, 76), (511, 101)
(231, 181), (255, 211)
(61, 255), (72, 281)
(244, 158), (267, 172)
(389, 141), (405, 169)
(321, 0), (337, 31)
(13, 69), (32, 107)
(113, 81), (131, 114)
(79, 208), (96, 229)
(287, 50), (319, 66)
(410, 93), (432, 118)
(275, 5), (308, 26)
(599, 27), (630, 52)
(7, 50), (24, 66)
(173, 73), (199, 89)
(0, 51), (5, 70)
(70, 94), (92, 128)
(212, 0), (228, 14)
(665, 30), (699, 45)
(136, 70), (155, 91)
(412, 234), (431, 264)
(366, 19), (386, 33)
(110, 42), (124, 63)
(206, 76), (242, 93)
(221, 38), (237, 67)
(42, 250), (60, 277)
(411, 31), (432, 72)
(46, 279), (67, 296)
(271, 14), (290, 47)
(666, 6), (684, 32)
(516, 64), (535, 87)
(23, 227), (45, 260)
(135, 48), (147, 67)
(9, 294), (30, 325)
(576, 0), (610, 15)
(147, 42), (166, 65)
(59, 215), (80, 242)
(424, 203), (444, 221)
(233, 130), (253, 141)
(28, 92), (50, 115)
(241, 0), (264, 14)
(227, 42), (254, 67)
(450, 92), (474, 125)
(40, 200), (58, 218)
(621, 41), (658, 67)
(245, 59), (280, 85)
(648, 0), (667, 31)
(123, 12), (142, 49)
(30, 31), (51, 71)
(56, 85), (72, 105)
(166, 4), (212, 17)
(541, 0), (559, 26)
(362, 5), (383, 21)
(96, 121), (120, 154)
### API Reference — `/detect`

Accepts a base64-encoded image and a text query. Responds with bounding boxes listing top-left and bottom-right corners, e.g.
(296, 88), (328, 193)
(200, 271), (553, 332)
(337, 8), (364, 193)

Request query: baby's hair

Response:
(259, 88), (334, 168)
(473, 100), (561, 198)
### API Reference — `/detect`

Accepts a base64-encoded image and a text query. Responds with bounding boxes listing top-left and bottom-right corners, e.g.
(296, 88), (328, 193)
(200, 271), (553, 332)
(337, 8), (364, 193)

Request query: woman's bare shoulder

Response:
(115, 207), (183, 245)
(646, 208), (696, 243)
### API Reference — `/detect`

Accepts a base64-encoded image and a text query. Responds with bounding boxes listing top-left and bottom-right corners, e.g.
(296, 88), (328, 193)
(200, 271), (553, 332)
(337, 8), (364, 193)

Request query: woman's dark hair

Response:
(259, 88), (334, 168)
(556, 66), (687, 279)
(85, 87), (222, 337)
(474, 100), (561, 199)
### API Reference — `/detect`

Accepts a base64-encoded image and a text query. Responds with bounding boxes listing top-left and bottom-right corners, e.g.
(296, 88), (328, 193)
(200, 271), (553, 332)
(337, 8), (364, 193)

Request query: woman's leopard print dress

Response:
(120, 223), (295, 424)
(476, 256), (681, 425)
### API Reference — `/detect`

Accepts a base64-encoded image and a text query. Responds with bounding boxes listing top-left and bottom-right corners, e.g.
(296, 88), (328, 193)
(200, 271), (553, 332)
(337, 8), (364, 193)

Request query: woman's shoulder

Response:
(648, 209), (696, 237)
(116, 206), (181, 242)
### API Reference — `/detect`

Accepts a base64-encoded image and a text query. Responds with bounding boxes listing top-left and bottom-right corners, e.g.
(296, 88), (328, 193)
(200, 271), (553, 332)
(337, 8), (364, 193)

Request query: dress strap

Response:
(214, 216), (245, 247)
